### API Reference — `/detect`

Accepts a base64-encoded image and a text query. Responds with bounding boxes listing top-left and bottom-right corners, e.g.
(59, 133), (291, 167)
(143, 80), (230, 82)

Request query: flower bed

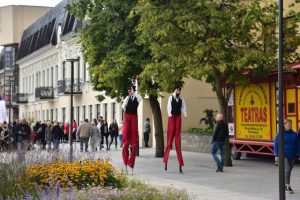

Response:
(1, 155), (191, 200)
(16, 159), (126, 190)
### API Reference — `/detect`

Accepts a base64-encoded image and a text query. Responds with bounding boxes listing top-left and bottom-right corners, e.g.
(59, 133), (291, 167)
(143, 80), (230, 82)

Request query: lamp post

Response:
(66, 58), (79, 162)
(278, 0), (285, 199)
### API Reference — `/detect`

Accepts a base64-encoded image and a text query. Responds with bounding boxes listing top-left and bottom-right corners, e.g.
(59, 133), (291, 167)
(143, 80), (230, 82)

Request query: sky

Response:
(0, 0), (62, 7)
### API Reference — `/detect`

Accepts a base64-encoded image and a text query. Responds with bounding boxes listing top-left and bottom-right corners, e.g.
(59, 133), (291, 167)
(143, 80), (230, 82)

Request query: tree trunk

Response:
(149, 95), (164, 157)
(215, 75), (233, 167)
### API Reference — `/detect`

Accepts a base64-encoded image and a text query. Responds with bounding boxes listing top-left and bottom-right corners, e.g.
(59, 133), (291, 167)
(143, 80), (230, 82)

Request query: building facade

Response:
(0, 5), (51, 122)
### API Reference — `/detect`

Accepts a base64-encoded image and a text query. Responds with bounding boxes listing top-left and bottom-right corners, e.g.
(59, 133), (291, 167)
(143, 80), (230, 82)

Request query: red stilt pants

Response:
(122, 113), (138, 168)
(163, 114), (184, 166)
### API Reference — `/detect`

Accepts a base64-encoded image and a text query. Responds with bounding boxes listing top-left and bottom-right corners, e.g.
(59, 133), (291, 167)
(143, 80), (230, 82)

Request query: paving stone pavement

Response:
(108, 147), (300, 200)
(1, 143), (299, 200)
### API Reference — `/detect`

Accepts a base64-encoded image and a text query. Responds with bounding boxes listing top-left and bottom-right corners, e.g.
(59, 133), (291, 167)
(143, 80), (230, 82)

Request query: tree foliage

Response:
(68, 0), (169, 157)
(68, 0), (145, 101)
(136, 0), (300, 165)
(137, 0), (300, 103)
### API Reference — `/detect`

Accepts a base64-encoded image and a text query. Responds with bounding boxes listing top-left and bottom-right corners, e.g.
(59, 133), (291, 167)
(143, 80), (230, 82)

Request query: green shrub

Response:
(70, 179), (191, 200)
(187, 126), (213, 135)
(0, 162), (26, 199)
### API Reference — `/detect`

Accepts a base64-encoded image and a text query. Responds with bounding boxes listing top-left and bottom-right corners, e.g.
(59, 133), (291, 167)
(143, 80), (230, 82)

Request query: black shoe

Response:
(216, 166), (223, 172)
(165, 164), (167, 171)
(179, 166), (183, 173)
(286, 186), (294, 194)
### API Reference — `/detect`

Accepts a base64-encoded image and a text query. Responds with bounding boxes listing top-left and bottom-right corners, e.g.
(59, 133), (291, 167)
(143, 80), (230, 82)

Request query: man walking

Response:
(122, 85), (142, 174)
(163, 87), (187, 173)
(143, 118), (151, 147)
(211, 113), (229, 172)
(77, 119), (91, 152)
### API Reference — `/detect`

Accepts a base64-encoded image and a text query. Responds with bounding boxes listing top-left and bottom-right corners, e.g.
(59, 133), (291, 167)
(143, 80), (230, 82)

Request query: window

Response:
(83, 105), (86, 120)
(32, 75), (35, 90)
(55, 109), (58, 121)
(104, 103), (107, 121)
(51, 67), (54, 86)
(55, 65), (58, 86)
(76, 106), (80, 123)
(62, 107), (66, 123)
(46, 110), (49, 120)
(42, 110), (45, 121)
(50, 109), (54, 121)
(23, 78), (25, 93)
(83, 59), (86, 82)
(36, 73), (39, 87)
(29, 76), (31, 94)
(77, 58), (80, 81)
(62, 61), (66, 80)
(288, 103), (295, 114)
(47, 69), (50, 86)
(42, 70), (45, 87)
(112, 102), (116, 121)
(89, 105), (93, 121)
(96, 104), (101, 119)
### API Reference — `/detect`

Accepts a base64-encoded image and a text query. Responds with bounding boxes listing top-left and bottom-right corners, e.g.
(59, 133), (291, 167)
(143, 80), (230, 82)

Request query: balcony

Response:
(35, 87), (55, 100)
(57, 78), (83, 94)
(12, 93), (28, 104)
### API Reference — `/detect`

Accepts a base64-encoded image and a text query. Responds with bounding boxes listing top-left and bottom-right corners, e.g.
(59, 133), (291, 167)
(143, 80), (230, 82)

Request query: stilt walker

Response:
(163, 87), (187, 173)
(122, 84), (142, 174)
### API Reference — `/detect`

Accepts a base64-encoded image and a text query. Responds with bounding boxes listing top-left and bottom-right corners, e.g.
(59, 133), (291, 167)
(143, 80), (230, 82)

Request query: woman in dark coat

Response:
(109, 119), (119, 150)
(51, 121), (64, 151)
(101, 120), (109, 150)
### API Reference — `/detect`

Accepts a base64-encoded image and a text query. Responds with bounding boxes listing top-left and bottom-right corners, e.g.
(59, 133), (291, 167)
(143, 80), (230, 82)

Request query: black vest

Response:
(126, 96), (139, 114)
(171, 96), (182, 115)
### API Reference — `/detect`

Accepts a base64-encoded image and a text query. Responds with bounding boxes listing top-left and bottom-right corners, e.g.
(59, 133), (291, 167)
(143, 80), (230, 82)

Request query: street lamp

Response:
(278, 0), (285, 199)
(66, 58), (79, 162)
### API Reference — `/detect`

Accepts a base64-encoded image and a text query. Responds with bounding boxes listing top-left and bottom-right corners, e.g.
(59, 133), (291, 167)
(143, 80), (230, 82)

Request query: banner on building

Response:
(0, 95), (7, 123)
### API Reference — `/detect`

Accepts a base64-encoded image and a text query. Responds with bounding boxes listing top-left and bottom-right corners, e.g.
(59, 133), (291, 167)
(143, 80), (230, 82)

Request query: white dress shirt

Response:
(167, 94), (187, 117)
(122, 92), (143, 111)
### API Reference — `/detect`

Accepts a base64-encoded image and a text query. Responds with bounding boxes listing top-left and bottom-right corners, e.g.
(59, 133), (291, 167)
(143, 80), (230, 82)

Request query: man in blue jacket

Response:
(274, 118), (300, 194)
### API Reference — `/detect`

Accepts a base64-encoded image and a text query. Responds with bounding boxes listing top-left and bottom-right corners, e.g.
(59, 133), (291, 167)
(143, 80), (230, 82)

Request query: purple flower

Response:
(25, 191), (32, 200)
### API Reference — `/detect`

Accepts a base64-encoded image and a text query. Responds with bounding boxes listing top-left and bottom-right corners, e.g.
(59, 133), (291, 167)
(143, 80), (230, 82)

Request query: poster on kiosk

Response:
(235, 83), (271, 141)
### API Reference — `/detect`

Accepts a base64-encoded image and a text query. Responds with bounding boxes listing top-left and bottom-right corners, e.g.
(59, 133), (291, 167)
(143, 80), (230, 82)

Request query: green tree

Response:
(68, 0), (184, 157)
(136, 0), (300, 166)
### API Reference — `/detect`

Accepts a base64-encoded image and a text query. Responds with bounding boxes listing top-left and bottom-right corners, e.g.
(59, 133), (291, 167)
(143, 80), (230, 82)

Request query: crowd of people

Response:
(0, 117), (124, 153)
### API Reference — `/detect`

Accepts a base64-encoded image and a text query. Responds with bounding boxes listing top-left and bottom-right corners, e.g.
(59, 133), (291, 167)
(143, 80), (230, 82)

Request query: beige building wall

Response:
(137, 78), (218, 148)
(0, 5), (50, 45)
(160, 78), (218, 134)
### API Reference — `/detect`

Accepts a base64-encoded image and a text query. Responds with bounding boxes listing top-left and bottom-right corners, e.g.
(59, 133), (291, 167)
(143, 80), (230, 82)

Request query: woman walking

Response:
(109, 119), (119, 150)
(101, 120), (109, 150)
(90, 121), (101, 151)
(274, 119), (300, 194)
(45, 121), (52, 152)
